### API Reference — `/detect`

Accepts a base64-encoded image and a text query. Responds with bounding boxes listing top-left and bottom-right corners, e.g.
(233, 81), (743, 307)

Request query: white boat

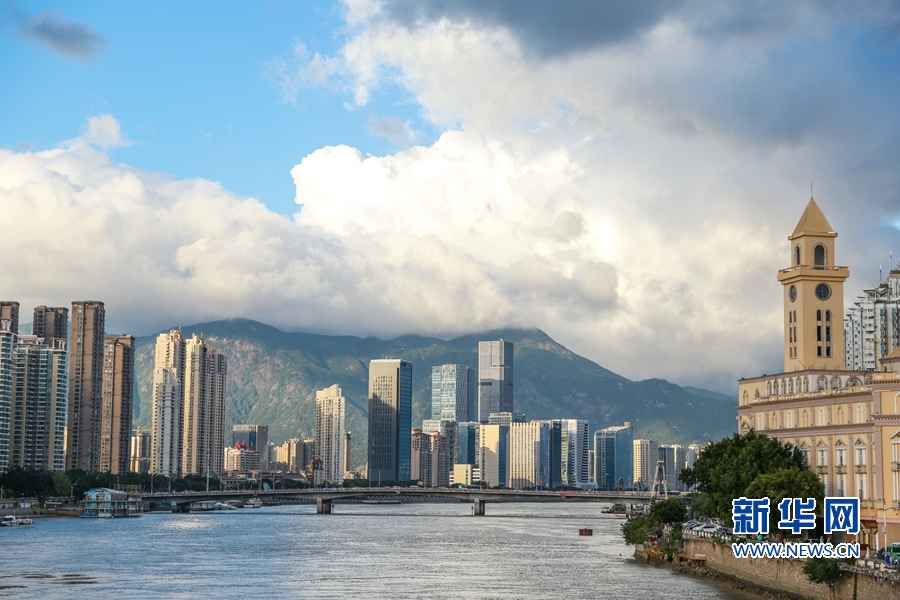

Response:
(1, 514), (36, 526)
(246, 498), (263, 508)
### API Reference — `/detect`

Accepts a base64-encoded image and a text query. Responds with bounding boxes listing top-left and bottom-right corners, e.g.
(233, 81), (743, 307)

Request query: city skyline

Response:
(4, 3), (900, 396)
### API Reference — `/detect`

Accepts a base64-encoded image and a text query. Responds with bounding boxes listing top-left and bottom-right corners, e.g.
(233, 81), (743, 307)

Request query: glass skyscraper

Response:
(368, 359), (412, 483)
(594, 422), (634, 490)
(430, 364), (475, 422)
(477, 340), (513, 423)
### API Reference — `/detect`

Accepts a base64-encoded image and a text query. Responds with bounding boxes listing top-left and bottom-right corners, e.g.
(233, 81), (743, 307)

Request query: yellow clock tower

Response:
(777, 198), (849, 372)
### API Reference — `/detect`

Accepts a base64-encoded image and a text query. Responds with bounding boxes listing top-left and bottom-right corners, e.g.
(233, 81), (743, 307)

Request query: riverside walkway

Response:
(143, 487), (660, 515)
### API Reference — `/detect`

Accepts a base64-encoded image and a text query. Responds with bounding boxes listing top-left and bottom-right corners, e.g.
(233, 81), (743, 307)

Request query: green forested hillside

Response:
(131, 319), (736, 469)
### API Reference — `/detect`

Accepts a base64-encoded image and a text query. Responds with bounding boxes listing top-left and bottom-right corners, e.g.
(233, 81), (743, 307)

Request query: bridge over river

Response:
(143, 488), (666, 515)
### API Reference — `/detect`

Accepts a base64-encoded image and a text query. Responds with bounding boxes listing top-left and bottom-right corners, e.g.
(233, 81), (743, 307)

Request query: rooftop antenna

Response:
(811, 181), (813, 198)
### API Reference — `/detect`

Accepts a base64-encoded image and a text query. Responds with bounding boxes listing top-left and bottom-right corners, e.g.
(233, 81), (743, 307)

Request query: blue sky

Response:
(2, 1), (900, 393)
(1, 0), (435, 214)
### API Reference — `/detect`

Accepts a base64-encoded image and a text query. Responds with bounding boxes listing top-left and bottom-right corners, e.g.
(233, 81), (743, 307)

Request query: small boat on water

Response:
(579, 528), (593, 536)
(246, 498), (263, 508)
(1, 514), (36, 527)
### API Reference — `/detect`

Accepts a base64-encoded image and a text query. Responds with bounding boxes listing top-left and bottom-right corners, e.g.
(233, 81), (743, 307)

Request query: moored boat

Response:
(1, 514), (36, 526)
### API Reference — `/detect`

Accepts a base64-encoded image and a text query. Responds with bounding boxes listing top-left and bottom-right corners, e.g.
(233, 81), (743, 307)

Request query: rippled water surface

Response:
(0, 502), (759, 599)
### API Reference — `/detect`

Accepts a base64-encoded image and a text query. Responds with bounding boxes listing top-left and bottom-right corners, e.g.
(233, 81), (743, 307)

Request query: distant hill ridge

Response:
(130, 318), (736, 469)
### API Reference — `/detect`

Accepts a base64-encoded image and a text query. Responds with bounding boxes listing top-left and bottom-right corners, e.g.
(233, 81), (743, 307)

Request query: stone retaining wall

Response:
(683, 539), (900, 600)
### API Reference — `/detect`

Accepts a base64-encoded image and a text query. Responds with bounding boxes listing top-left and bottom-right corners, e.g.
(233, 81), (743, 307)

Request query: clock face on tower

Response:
(789, 285), (797, 302)
(815, 283), (831, 300)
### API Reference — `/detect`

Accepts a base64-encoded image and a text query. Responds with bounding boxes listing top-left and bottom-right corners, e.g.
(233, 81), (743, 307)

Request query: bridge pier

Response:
(316, 498), (333, 514)
(472, 498), (485, 516)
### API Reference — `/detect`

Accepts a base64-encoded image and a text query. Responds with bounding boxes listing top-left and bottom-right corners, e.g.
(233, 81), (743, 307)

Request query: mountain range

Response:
(129, 318), (736, 469)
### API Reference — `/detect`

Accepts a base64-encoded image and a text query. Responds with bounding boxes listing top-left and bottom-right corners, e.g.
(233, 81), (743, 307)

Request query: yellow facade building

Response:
(738, 198), (900, 550)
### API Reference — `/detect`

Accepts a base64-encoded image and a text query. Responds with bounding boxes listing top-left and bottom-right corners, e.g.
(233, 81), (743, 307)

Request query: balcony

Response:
(816, 465), (829, 475)
(855, 465), (867, 474)
(835, 465), (847, 474)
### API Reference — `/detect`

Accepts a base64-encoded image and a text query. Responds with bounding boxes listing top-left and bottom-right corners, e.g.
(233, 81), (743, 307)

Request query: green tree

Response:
(0, 467), (56, 498)
(680, 430), (807, 524)
(744, 467), (824, 537)
(52, 472), (71, 497)
(803, 557), (852, 589)
(622, 515), (655, 545)
(649, 498), (687, 524)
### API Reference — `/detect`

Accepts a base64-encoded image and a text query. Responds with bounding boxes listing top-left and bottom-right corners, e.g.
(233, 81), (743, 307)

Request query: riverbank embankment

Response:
(640, 538), (900, 600)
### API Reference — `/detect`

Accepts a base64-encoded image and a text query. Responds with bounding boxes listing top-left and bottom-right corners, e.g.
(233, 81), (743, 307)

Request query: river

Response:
(0, 502), (760, 599)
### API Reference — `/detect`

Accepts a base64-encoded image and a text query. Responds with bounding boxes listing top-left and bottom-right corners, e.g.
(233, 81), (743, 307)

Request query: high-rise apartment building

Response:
(67, 301), (106, 472)
(411, 429), (451, 487)
(456, 421), (480, 466)
(315, 384), (345, 485)
(150, 366), (181, 477)
(99, 335), (135, 474)
(9, 336), (69, 472)
(367, 359), (412, 483)
(478, 424), (508, 487)
(684, 443), (701, 491)
(478, 340), (513, 423)
(344, 431), (352, 475)
(429, 432), (451, 487)
(845, 263), (900, 371)
(0, 302), (19, 334)
(543, 419), (564, 489)
(410, 428), (431, 484)
(659, 444), (685, 492)
(233, 424), (269, 471)
(130, 428), (151, 473)
(225, 446), (260, 472)
(595, 422), (633, 490)
(421, 418), (457, 467)
(181, 334), (227, 477)
(431, 364), (475, 422)
(150, 329), (185, 477)
(561, 419), (590, 488)
(275, 437), (309, 474)
(508, 421), (549, 489)
(0, 319), (13, 473)
(633, 439), (659, 491)
(32, 306), (68, 346)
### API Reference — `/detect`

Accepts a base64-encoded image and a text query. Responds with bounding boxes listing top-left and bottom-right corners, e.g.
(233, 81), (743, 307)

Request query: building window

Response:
(814, 244), (826, 268)
(816, 283), (831, 300)
(795, 246), (801, 266)
(855, 445), (865, 466)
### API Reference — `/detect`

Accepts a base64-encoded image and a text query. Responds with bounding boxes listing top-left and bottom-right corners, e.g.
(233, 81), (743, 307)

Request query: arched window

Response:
(818, 375), (828, 391)
(802, 410), (809, 426)
(795, 246), (801, 266)
(825, 310), (831, 322)
(831, 376), (841, 389)
(814, 244), (826, 267)
(817, 309), (822, 321)
(772, 412), (779, 428)
(894, 393), (900, 414)
(788, 379), (794, 394)
(856, 404), (864, 423)
(837, 406), (844, 423)
(742, 391), (748, 405)
(786, 411), (794, 428)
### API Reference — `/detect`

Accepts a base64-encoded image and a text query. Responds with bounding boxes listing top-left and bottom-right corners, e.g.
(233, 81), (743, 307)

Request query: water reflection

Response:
(1, 502), (758, 599)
